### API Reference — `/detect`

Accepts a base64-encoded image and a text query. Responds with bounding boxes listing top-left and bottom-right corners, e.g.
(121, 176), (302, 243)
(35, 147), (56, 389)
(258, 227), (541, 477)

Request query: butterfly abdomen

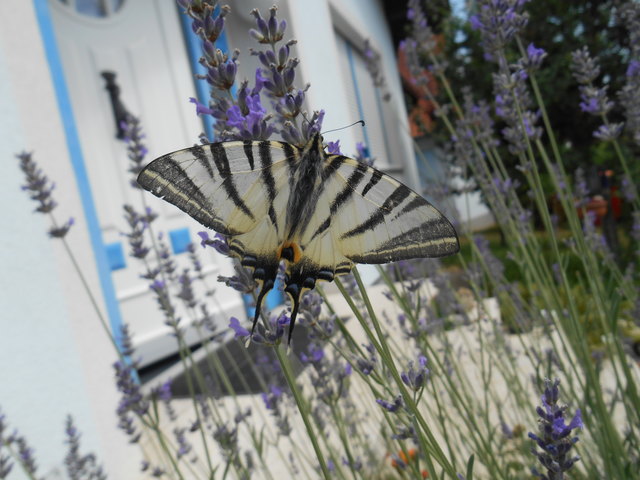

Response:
(285, 142), (325, 239)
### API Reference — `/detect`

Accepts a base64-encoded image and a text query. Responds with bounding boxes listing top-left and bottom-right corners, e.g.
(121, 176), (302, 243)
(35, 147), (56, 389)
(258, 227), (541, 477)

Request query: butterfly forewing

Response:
(137, 141), (299, 243)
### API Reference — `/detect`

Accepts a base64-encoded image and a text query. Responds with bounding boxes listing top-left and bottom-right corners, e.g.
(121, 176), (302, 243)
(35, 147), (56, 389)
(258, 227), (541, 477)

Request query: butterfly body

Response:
(138, 134), (459, 344)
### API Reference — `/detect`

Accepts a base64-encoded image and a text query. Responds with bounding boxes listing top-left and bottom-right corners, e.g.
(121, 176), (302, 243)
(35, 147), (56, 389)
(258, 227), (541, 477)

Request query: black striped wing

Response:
(137, 141), (299, 259)
(138, 137), (459, 345)
(298, 156), (459, 266)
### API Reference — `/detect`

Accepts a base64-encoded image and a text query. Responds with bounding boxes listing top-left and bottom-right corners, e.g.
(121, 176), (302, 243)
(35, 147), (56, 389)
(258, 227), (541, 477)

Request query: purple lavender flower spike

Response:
(528, 379), (582, 479)
(362, 39), (391, 101)
(469, 0), (529, 62)
(229, 316), (250, 339)
(525, 43), (547, 70)
(400, 355), (430, 391)
(326, 140), (341, 155)
(218, 262), (257, 294)
(189, 97), (215, 116)
(121, 115), (148, 188)
(376, 395), (403, 413)
(64, 416), (107, 480)
(261, 385), (291, 436)
(17, 151), (58, 214)
(49, 217), (75, 238)
(618, 2), (640, 146)
(198, 230), (231, 255)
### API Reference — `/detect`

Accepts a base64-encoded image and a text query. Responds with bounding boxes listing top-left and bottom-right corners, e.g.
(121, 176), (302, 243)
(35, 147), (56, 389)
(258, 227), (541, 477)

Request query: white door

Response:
(49, 0), (245, 366)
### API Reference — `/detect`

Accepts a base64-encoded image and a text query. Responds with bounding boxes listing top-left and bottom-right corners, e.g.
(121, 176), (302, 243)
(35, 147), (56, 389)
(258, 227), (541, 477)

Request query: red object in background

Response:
(397, 38), (443, 138)
(610, 186), (622, 218)
(576, 187), (622, 226)
(389, 448), (429, 478)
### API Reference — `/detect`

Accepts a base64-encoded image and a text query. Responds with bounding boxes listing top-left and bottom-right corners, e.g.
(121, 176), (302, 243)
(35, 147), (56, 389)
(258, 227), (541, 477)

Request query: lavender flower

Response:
(376, 395), (403, 413)
(64, 416), (107, 480)
(570, 46), (600, 84)
(593, 123), (624, 141)
(17, 151), (56, 213)
(250, 311), (290, 346)
(48, 217), (75, 238)
(17, 151), (74, 238)
(117, 324), (136, 358)
(261, 385), (291, 436)
(342, 456), (363, 471)
(174, 427), (192, 459)
(176, 269), (197, 309)
(400, 355), (430, 391)
(577, 85), (614, 116)
(122, 115), (148, 188)
(301, 342), (352, 404)
(406, 0), (437, 58)
(618, 2), (640, 145)
(0, 411), (14, 478)
(356, 343), (377, 375)
(0, 412), (12, 477)
(113, 358), (148, 443)
(493, 69), (542, 154)
(14, 435), (38, 476)
(149, 278), (180, 329)
(226, 82), (274, 140)
(249, 6), (287, 45)
(392, 423), (417, 442)
(213, 423), (239, 460)
(229, 316), (250, 339)
(528, 379), (582, 479)
(326, 140), (341, 155)
(248, 5), (325, 144)
(156, 379), (177, 422)
(0, 452), (11, 478)
(362, 39), (391, 101)
(524, 43), (547, 71)
(218, 262), (257, 294)
(198, 231), (230, 256)
(122, 205), (151, 260)
(469, 0), (529, 63)
(571, 47), (617, 142)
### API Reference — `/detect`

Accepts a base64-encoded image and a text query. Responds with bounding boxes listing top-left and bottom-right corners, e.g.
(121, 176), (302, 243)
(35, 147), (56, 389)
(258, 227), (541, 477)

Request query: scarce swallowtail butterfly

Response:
(137, 134), (459, 345)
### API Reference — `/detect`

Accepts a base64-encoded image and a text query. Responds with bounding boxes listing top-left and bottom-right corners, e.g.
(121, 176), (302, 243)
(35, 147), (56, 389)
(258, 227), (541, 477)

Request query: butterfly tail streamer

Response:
(286, 287), (302, 346)
(249, 277), (275, 343)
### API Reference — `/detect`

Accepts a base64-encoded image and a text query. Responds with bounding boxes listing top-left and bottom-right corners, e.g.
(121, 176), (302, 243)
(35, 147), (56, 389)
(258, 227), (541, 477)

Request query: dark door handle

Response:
(101, 70), (131, 139)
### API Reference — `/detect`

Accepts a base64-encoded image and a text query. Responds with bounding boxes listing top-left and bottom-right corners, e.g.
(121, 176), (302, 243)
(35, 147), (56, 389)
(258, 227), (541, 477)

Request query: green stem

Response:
(274, 345), (332, 479)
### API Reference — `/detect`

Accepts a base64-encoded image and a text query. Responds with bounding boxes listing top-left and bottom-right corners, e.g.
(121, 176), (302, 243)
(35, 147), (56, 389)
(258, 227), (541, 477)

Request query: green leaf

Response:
(465, 454), (475, 480)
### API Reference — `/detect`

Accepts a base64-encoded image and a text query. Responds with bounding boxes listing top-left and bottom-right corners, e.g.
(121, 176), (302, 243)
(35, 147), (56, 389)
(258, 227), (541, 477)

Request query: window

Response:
(57, 0), (124, 18)
(336, 32), (397, 168)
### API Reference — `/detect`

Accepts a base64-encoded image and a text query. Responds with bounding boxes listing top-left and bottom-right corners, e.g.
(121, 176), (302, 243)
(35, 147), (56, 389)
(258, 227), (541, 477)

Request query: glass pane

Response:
(76, 0), (106, 17)
(62, 0), (124, 18)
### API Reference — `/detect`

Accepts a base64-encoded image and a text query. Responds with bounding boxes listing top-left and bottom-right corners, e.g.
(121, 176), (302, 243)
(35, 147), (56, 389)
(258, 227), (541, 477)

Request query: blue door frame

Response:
(33, 0), (124, 342)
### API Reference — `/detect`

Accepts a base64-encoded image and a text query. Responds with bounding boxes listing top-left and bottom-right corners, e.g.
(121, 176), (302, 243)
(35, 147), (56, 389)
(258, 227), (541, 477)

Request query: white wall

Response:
(0, 2), (140, 478)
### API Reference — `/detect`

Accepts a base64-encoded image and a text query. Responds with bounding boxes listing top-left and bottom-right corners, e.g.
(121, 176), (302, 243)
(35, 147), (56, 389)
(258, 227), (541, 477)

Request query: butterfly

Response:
(137, 134), (459, 344)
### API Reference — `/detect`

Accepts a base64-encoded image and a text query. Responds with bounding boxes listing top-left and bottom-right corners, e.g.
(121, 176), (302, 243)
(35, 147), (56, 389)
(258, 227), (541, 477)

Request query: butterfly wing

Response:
(297, 155), (459, 268)
(137, 140), (299, 248)
(138, 140), (302, 337)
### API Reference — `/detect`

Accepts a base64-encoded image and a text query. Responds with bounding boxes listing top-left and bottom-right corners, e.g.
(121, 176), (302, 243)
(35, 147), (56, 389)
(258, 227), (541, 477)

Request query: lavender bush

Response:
(5, 0), (640, 479)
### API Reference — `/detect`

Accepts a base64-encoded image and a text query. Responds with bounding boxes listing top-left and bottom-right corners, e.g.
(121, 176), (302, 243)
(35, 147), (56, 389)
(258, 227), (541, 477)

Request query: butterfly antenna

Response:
(321, 120), (365, 136)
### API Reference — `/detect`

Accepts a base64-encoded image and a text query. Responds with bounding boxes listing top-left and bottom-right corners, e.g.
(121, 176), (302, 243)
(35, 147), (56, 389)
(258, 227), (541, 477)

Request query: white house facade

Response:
(0, 0), (417, 477)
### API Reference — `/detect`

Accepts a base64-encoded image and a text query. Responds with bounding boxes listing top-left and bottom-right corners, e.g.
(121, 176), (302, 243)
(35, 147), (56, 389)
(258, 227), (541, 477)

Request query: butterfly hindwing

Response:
(299, 155), (459, 267)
